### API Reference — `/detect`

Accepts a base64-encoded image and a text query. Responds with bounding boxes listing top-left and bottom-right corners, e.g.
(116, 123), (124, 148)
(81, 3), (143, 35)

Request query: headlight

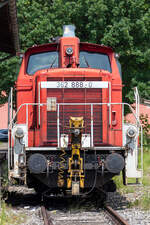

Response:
(66, 47), (73, 55)
(74, 128), (80, 136)
(15, 127), (24, 138)
(127, 126), (136, 138)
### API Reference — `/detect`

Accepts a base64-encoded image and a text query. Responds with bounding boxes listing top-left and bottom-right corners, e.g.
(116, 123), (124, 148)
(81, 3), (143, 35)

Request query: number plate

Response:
(41, 81), (108, 89)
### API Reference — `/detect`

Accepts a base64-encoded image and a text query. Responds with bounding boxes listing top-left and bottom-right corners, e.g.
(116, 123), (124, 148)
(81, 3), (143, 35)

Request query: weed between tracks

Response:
(0, 201), (27, 225)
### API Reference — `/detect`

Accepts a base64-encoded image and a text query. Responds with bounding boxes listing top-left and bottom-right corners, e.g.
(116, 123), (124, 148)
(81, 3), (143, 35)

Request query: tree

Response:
(0, 54), (20, 104)
(140, 114), (150, 146)
(0, 0), (150, 104)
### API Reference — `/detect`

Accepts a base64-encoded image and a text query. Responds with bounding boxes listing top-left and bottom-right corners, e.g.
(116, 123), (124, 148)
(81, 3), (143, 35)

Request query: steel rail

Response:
(41, 205), (54, 225)
(104, 205), (130, 225)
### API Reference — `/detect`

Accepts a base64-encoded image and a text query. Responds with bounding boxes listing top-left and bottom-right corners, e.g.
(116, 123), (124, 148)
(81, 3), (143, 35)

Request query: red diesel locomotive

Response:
(8, 25), (142, 196)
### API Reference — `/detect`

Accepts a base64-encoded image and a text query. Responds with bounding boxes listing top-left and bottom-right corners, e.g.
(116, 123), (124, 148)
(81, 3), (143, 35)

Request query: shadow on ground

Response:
(4, 187), (130, 212)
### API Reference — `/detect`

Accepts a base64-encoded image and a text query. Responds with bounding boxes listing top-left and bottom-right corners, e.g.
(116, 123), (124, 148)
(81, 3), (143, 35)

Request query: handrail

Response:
(9, 102), (143, 150)
(9, 102), (142, 128)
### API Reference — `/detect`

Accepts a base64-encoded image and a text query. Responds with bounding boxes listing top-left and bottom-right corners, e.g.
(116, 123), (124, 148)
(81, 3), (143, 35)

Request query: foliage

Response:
(140, 114), (150, 146)
(140, 114), (150, 134)
(127, 78), (150, 102)
(0, 54), (21, 104)
(0, 0), (150, 103)
(0, 202), (6, 225)
(142, 149), (150, 186)
(129, 192), (150, 210)
(0, 201), (27, 225)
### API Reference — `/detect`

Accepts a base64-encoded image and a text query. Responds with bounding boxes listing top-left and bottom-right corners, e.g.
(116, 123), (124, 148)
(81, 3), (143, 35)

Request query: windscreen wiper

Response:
(50, 56), (57, 68)
(84, 56), (90, 68)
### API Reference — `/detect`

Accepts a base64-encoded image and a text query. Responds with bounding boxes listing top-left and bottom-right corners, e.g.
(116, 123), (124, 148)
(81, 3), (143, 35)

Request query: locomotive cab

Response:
(8, 25), (143, 196)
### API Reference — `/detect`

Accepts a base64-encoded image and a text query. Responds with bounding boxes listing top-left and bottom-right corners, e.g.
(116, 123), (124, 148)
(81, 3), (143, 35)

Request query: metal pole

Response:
(109, 82), (111, 125)
(26, 104), (28, 146)
(57, 104), (60, 148)
(0, 161), (2, 208)
(122, 103), (124, 145)
(91, 104), (93, 147)
(10, 87), (13, 168)
(38, 82), (41, 126)
(10, 87), (13, 123)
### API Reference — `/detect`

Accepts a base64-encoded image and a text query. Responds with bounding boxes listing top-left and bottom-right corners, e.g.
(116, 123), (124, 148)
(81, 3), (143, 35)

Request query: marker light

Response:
(15, 127), (24, 138)
(127, 126), (137, 138)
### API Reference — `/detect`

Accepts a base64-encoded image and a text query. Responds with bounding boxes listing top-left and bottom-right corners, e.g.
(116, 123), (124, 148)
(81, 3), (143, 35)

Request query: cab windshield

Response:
(27, 51), (58, 75)
(27, 50), (112, 75)
(79, 51), (112, 72)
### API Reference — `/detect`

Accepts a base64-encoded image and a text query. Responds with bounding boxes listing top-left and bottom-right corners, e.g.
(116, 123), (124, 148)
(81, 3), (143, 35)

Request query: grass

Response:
(142, 149), (150, 186)
(128, 192), (150, 210)
(113, 175), (136, 194)
(114, 146), (150, 210)
(0, 160), (27, 225)
(0, 201), (27, 225)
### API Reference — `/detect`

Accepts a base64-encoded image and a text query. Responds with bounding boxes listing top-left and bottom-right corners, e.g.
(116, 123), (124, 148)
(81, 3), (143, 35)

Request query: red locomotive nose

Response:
(59, 25), (79, 68)
(9, 24), (142, 198)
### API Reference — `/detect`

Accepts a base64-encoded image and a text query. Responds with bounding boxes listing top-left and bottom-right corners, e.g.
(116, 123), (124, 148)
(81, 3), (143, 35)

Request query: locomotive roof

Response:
(25, 42), (113, 55)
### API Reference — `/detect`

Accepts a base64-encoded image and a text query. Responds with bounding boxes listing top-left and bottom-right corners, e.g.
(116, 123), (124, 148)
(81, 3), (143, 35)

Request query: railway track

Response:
(41, 205), (54, 225)
(104, 204), (130, 225)
(41, 204), (130, 225)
